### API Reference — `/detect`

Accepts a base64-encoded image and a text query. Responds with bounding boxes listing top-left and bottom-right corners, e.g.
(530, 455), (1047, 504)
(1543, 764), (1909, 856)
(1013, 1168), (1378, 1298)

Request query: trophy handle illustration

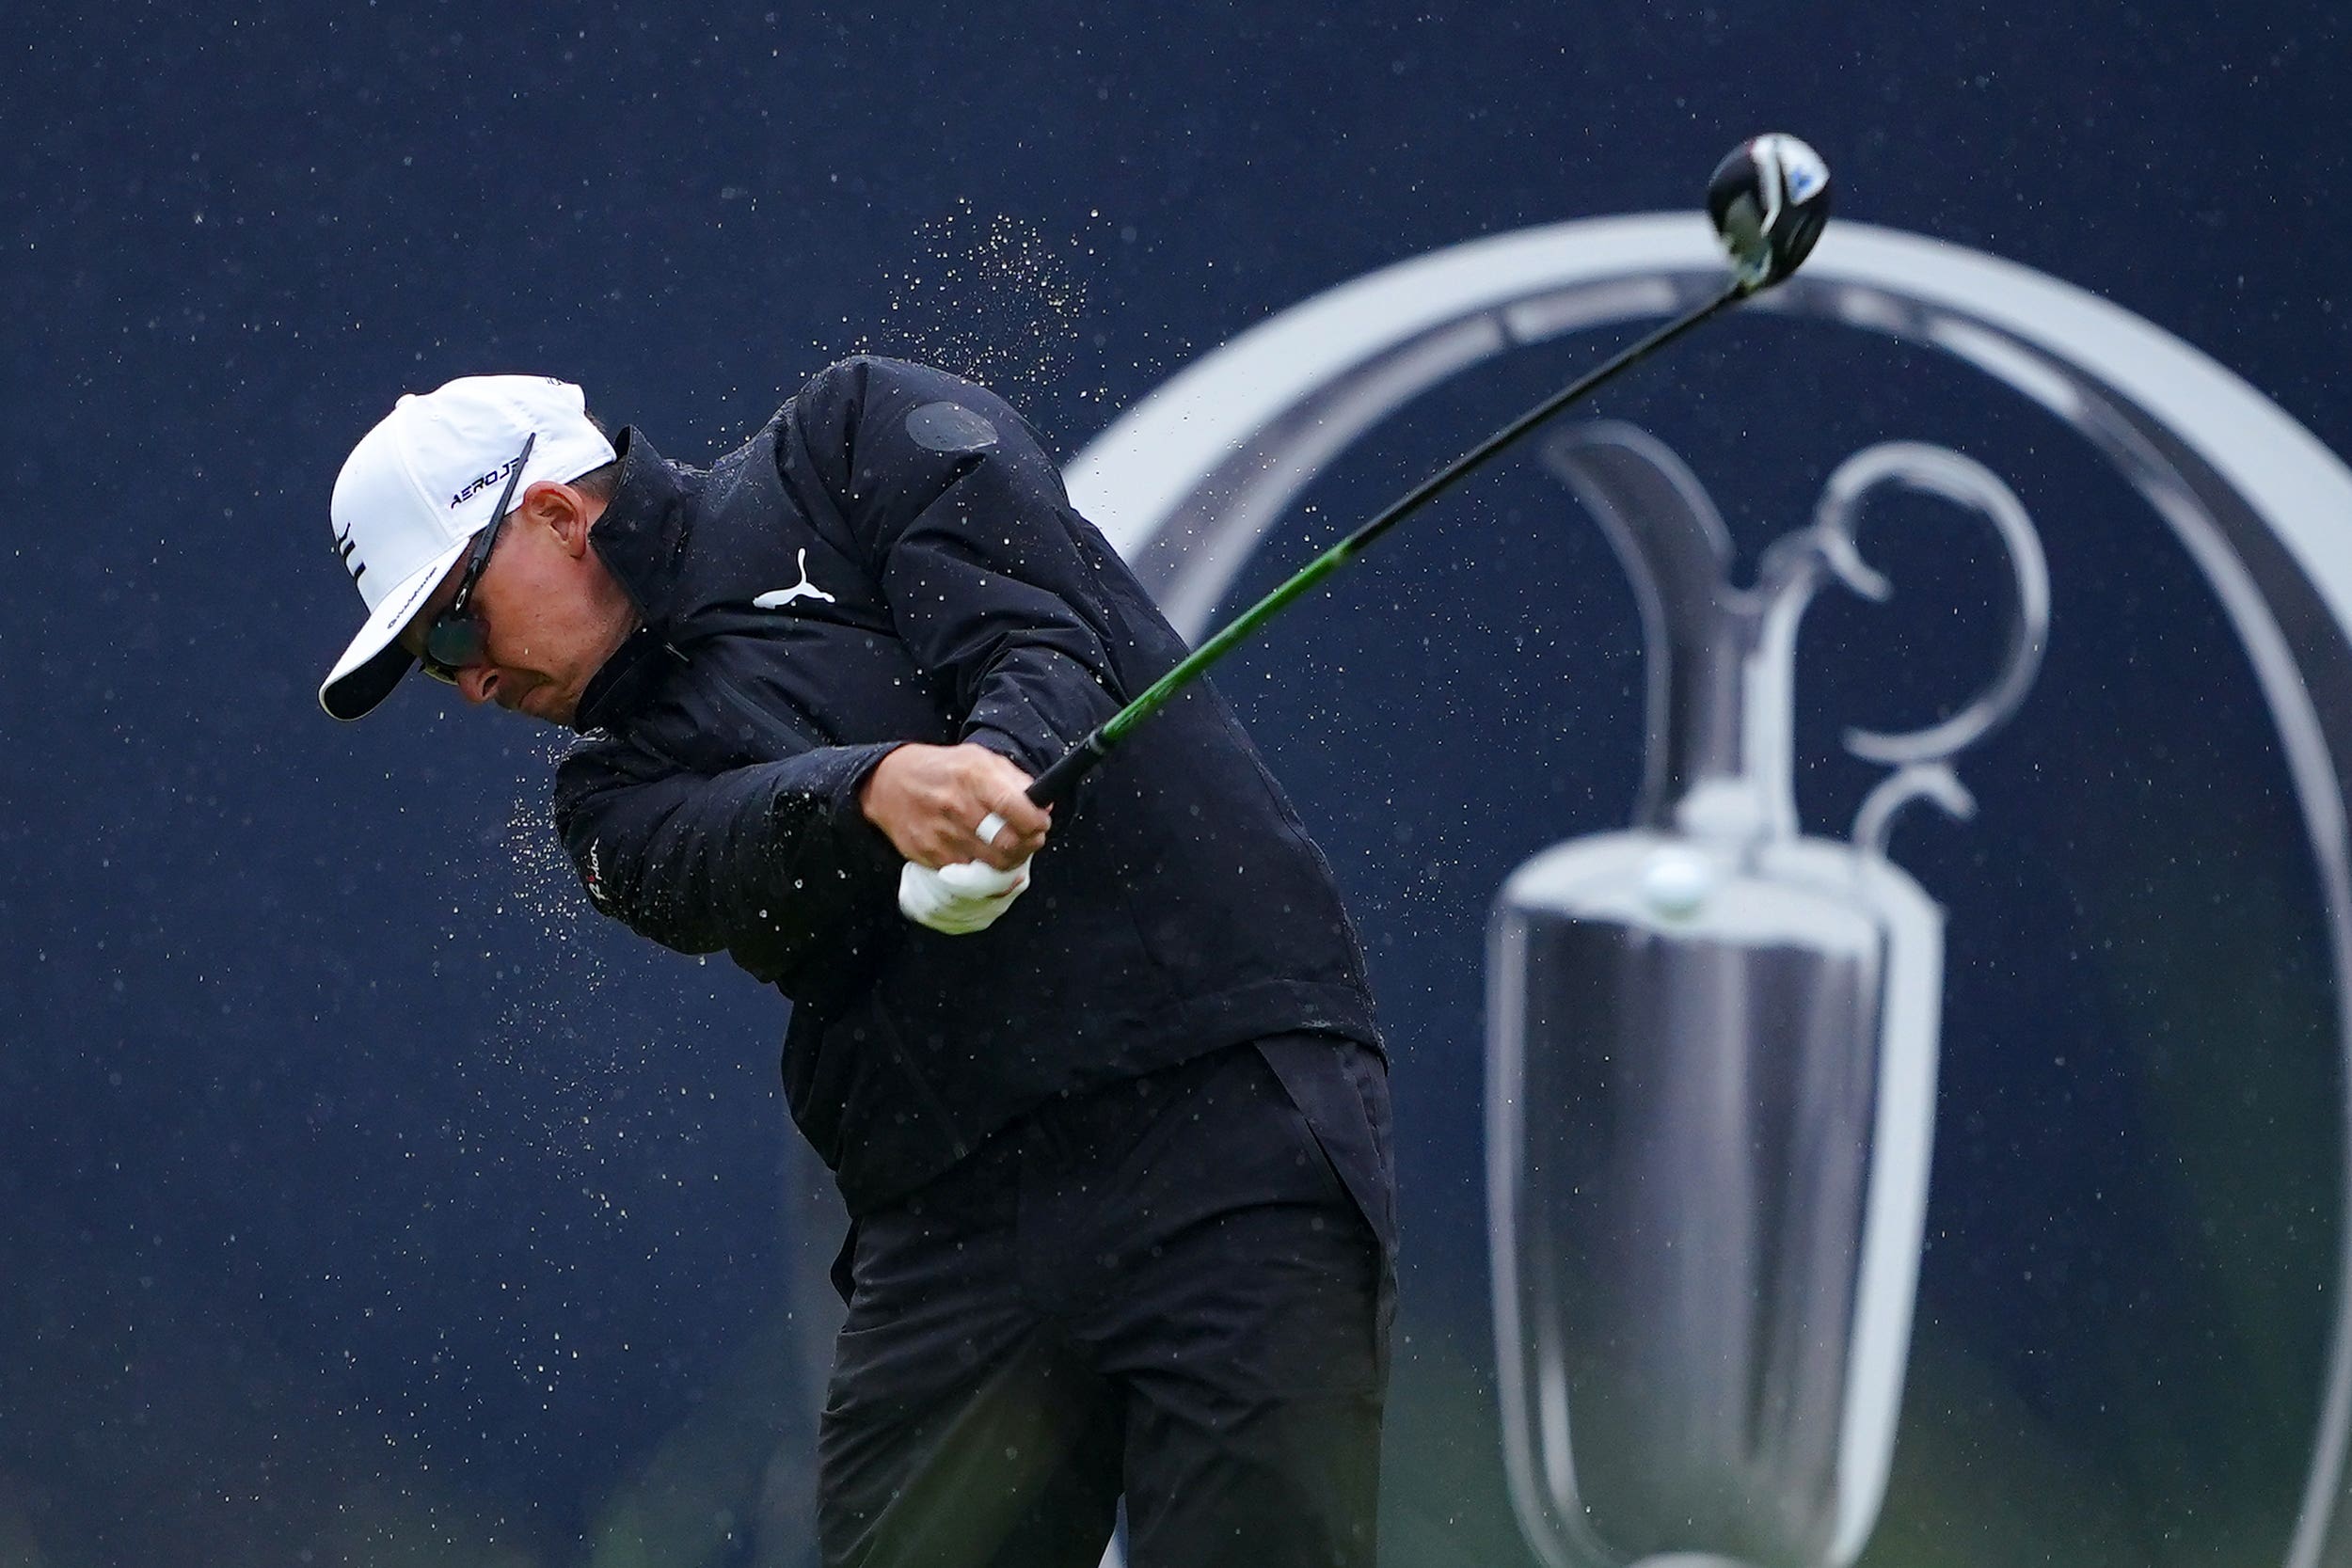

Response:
(1488, 425), (2050, 1568)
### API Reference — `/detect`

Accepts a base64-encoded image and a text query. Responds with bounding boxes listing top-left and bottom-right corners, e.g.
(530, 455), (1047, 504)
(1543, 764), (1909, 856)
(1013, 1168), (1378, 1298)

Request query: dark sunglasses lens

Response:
(423, 615), (483, 676)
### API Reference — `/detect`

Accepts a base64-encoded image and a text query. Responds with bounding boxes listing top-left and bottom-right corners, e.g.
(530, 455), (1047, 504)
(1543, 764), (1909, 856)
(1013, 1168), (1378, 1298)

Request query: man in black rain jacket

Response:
(315, 357), (1394, 1567)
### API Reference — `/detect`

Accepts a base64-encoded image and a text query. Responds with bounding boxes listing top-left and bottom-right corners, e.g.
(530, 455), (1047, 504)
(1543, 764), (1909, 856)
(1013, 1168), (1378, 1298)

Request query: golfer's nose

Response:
(456, 664), (498, 706)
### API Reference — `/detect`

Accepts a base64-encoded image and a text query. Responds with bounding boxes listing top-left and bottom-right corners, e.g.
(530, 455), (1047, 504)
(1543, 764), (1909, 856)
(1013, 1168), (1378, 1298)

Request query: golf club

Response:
(1021, 133), (1833, 811)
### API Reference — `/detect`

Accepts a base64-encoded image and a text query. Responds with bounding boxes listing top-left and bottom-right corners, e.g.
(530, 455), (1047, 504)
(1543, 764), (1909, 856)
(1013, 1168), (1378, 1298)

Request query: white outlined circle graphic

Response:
(1067, 216), (2352, 1567)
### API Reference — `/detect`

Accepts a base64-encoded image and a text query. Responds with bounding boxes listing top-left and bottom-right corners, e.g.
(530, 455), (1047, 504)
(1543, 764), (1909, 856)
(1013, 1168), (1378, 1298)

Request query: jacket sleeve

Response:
(781, 356), (1131, 781)
(552, 736), (903, 991)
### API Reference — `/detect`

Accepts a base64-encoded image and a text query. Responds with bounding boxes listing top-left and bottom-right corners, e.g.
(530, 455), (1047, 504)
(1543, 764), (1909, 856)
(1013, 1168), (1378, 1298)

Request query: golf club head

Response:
(1708, 134), (1832, 292)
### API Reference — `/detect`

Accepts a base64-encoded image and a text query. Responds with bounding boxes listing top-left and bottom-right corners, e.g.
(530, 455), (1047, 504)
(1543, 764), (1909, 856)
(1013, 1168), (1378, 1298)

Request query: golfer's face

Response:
(398, 500), (611, 727)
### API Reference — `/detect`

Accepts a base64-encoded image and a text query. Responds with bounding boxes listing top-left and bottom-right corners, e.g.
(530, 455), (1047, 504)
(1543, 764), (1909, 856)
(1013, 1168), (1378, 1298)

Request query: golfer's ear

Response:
(521, 480), (596, 556)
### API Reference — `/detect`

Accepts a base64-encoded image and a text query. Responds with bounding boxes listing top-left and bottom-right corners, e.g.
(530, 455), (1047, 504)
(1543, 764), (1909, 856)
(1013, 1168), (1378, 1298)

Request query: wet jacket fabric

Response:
(550, 356), (1380, 1215)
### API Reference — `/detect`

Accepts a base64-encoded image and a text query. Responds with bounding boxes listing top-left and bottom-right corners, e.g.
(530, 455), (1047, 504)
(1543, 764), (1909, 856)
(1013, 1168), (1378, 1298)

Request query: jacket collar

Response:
(573, 427), (694, 733)
(583, 426), (691, 615)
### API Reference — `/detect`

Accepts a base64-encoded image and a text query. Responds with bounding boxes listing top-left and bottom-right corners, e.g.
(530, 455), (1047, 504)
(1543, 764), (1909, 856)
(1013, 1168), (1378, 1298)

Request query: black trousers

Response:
(818, 1034), (1395, 1568)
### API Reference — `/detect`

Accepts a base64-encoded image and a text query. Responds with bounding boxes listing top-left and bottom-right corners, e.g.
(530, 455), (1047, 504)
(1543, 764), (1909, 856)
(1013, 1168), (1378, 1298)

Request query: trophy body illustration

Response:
(1489, 426), (2049, 1568)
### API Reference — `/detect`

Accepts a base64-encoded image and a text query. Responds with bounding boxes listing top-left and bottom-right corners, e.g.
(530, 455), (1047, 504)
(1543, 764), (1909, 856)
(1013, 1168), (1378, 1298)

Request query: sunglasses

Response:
(420, 432), (535, 683)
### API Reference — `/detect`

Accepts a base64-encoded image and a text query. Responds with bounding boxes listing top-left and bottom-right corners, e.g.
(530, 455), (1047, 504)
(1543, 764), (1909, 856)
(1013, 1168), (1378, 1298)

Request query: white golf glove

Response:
(898, 855), (1033, 935)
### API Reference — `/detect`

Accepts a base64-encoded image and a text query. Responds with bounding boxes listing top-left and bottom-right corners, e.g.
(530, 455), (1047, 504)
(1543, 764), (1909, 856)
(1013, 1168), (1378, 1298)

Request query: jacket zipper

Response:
(868, 1006), (974, 1163)
(696, 657), (829, 759)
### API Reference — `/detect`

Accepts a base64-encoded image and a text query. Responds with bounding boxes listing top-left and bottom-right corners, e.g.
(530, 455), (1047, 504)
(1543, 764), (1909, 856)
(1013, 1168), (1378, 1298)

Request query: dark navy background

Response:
(5, 5), (2347, 1565)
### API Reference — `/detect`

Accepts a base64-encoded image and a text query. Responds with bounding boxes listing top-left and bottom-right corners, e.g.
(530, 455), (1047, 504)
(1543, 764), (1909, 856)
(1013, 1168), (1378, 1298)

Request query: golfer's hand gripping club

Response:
(866, 744), (1049, 934)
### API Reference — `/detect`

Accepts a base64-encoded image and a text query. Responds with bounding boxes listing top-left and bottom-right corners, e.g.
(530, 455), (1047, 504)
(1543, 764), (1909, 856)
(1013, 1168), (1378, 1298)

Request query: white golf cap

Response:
(318, 373), (617, 721)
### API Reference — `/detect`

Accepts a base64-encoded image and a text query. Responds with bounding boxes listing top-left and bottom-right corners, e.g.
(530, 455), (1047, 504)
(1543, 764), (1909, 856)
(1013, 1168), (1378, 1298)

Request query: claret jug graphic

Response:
(1487, 424), (2050, 1568)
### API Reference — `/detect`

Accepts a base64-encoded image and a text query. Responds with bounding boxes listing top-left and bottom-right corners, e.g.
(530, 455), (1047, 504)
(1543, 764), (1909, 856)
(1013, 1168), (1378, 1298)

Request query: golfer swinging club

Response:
(316, 358), (1393, 1567)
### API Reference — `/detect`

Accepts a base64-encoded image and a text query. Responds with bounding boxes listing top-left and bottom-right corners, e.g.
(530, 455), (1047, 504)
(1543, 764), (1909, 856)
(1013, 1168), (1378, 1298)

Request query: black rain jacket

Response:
(551, 357), (1380, 1215)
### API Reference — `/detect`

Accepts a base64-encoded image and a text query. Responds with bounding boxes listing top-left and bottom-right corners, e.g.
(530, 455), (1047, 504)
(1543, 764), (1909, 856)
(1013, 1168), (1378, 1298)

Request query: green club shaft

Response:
(1025, 279), (1748, 808)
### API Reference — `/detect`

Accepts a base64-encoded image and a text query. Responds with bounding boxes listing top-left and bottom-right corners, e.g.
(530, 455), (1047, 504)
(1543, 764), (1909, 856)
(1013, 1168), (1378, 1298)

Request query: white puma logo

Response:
(753, 549), (837, 610)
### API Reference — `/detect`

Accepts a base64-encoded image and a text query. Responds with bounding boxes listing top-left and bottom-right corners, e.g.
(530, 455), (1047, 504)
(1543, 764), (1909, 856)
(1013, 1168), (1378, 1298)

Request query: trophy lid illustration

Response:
(1488, 425), (2049, 1568)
